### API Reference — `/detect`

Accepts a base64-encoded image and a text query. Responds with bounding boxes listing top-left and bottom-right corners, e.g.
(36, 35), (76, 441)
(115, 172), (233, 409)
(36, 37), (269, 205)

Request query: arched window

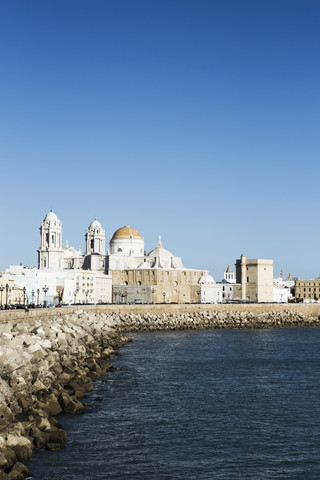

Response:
(118, 248), (122, 252)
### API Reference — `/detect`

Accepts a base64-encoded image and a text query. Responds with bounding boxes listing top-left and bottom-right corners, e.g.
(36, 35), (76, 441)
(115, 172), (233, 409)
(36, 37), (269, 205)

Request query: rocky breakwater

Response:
(0, 311), (129, 480)
(112, 308), (320, 331)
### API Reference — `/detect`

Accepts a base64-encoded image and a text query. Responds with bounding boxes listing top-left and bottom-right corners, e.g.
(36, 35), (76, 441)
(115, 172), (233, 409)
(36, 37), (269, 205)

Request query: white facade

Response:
(273, 274), (293, 303)
(273, 285), (291, 303)
(223, 265), (236, 283)
(5, 265), (112, 305)
(199, 272), (222, 304)
(83, 219), (106, 271)
(38, 211), (83, 270)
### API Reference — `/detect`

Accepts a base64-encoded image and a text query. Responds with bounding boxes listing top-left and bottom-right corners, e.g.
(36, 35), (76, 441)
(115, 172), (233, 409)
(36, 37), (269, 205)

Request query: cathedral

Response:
(37, 211), (220, 304)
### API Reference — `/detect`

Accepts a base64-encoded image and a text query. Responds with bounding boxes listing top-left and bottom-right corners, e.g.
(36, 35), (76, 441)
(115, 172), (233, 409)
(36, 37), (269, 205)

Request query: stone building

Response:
(234, 254), (274, 302)
(295, 279), (320, 301)
(110, 234), (206, 304)
(7, 211), (218, 305)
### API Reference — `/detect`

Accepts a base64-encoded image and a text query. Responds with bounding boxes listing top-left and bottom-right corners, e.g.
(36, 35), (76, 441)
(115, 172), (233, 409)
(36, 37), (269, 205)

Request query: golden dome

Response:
(111, 226), (142, 240)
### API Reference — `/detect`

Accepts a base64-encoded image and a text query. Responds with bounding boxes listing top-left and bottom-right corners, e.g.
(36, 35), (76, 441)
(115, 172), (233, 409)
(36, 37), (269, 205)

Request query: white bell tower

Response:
(38, 211), (63, 270)
(83, 219), (106, 270)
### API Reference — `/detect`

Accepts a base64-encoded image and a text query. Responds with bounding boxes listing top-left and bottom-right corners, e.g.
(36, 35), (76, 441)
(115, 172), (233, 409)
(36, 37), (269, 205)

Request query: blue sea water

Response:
(27, 327), (320, 479)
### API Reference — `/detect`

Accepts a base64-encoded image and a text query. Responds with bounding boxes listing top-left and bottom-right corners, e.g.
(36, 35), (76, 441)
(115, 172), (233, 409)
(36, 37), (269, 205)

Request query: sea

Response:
(26, 327), (320, 479)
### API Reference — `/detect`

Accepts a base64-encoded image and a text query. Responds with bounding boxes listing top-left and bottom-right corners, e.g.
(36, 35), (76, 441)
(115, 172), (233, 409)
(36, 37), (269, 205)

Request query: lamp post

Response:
(5, 284), (9, 306)
(0, 286), (4, 309)
(31, 289), (35, 305)
(23, 287), (26, 306)
(163, 292), (166, 303)
(42, 285), (48, 307)
(85, 290), (89, 304)
(37, 288), (40, 305)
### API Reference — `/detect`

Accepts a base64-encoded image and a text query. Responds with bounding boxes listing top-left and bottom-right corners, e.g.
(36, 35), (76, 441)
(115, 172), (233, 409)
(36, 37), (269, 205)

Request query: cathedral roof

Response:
(111, 226), (142, 241)
(44, 210), (59, 223)
(89, 219), (102, 229)
(145, 237), (184, 269)
(199, 272), (215, 285)
(147, 237), (173, 260)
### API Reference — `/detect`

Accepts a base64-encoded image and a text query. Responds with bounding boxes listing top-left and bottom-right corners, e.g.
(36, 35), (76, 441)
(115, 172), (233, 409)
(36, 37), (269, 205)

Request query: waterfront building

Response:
(234, 254), (274, 303)
(295, 278), (320, 301)
(4, 211), (218, 305)
(110, 235), (207, 304)
(273, 271), (294, 303)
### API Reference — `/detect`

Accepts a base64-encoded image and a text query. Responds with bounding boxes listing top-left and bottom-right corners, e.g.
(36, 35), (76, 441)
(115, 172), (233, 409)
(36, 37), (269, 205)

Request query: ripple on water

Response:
(27, 328), (320, 480)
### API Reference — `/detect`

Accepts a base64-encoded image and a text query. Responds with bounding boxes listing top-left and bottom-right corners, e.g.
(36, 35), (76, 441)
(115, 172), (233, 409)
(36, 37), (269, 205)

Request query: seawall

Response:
(1, 305), (320, 479)
(1, 302), (320, 323)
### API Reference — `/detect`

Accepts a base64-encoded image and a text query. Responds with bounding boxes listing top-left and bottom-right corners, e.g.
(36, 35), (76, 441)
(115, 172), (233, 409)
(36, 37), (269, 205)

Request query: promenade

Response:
(1, 302), (320, 324)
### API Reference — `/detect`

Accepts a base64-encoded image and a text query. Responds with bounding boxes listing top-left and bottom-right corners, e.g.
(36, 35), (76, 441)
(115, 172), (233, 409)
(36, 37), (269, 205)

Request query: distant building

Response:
(273, 271), (294, 303)
(223, 265), (236, 284)
(295, 279), (320, 301)
(5, 211), (219, 305)
(234, 254), (274, 303)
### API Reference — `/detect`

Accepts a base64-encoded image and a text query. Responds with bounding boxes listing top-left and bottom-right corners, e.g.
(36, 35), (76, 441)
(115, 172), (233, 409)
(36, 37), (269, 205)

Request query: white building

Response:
(273, 271), (293, 303)
(199, 272), (222, 304)
(223, 265), (236, 283)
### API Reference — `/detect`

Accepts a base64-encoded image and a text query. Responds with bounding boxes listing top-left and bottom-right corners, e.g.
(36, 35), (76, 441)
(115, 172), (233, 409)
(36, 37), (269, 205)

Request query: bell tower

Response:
(38, 211), (63, 270)
(83, 219), (106, 270)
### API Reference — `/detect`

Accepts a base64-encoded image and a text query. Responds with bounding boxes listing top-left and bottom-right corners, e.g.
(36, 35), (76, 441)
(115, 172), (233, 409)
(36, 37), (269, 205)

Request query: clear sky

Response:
(0, 0), (319, 279)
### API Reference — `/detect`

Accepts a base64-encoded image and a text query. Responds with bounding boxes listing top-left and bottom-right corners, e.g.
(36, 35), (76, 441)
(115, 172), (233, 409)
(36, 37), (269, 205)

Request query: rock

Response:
(8, 462), (30, 479)
(58, 392), (85, 415)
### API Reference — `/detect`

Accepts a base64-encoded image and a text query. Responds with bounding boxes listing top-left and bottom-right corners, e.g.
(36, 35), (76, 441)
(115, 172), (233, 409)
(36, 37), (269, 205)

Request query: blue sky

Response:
(0, 0), (319, 279)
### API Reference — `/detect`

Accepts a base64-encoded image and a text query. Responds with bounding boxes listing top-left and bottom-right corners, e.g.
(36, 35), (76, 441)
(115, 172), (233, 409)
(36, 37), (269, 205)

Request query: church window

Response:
(46, 233), (49, 245)
(137, 281), (141, 285)
(52, 235), (54, 245)
(91, 239), (94, 249)
(118, 248), (122, 252)
(125, 281), (128, 285)
(44, 259), (46, 267)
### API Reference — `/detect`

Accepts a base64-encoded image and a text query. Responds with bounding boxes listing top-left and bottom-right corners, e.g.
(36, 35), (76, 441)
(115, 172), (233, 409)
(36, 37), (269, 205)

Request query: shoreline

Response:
(1, 307), (320, 479)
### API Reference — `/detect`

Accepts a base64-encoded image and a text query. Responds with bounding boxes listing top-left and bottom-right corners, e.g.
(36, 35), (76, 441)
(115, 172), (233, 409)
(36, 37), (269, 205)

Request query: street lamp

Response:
(163, 292), (166, 303)
(23, 287), (26, 306)
(37, 288), (40, 305)
(5, 284), (9, 306)
(85, 290), (89, 304)
(42, 285), (49, 307)
(31, 289), (35, 304)
(0, 286), (4, 309)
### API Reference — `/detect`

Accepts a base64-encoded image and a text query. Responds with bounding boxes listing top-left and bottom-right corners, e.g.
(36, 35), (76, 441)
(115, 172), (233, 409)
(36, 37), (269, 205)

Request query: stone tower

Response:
(38, 211), (63, 270)
(83, 219), (106, 270)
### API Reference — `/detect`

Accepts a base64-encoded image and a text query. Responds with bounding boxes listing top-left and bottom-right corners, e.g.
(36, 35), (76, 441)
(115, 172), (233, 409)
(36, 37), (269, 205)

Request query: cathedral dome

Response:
(89, 219), (102, 229)
(44, 210), (59, 223)
(111, 226), (142, 240)
(199, 272), (215, 285)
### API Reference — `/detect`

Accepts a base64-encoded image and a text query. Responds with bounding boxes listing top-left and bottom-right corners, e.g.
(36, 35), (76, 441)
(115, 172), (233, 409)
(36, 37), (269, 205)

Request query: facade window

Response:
(247, 277), (249, 282)
(118, 248), (122, 252)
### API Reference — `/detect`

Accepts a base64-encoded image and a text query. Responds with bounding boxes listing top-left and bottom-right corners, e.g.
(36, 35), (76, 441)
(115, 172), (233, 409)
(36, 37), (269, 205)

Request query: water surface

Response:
(27, 327), (320, 479)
